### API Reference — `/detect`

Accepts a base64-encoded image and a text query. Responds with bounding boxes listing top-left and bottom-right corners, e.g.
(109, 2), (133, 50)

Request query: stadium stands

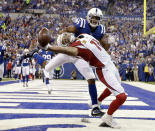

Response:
(0, 0), (154, 81)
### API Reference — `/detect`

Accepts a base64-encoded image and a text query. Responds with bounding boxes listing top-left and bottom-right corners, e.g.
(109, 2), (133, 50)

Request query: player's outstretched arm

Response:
(47, 45), (78, 56)
(59, 25), (78, 34)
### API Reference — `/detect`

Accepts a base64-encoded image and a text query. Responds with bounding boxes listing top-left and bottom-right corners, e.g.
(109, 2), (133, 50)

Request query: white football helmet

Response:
(23, 49), (29, 55)
(16, 54), (20, 58)
(57, 33), (75, 47)
(86, 8), (103, 28)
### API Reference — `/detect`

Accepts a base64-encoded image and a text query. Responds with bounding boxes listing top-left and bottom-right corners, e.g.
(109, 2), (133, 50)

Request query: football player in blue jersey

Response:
(0, 42), (6, 82)
(60, 8), (110, 50)
(58, 8), (110, 116)
(21, 49), (31, 87)
(39, 49), (54, 94)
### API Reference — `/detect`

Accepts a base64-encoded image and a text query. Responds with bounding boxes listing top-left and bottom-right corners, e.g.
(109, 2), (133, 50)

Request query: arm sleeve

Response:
(73, 18), (85, 30)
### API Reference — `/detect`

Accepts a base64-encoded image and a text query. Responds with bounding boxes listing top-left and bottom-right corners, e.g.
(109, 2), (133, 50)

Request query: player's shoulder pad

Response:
(99, 24), (106, 35)
(73, 17), (86, 28)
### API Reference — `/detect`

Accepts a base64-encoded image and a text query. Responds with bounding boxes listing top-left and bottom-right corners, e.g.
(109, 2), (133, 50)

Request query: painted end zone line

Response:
(0, 103), (20, 107)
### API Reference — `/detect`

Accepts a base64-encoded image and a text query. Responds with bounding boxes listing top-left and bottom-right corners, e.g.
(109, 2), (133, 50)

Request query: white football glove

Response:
(108, 35), (115, 44)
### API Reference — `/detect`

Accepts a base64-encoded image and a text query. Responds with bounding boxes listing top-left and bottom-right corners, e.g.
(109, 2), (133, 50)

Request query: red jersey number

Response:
(90, 39), (102, 51)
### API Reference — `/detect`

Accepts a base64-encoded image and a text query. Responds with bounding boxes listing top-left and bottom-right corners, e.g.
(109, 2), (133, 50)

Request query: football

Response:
(38, 27), (51, 47)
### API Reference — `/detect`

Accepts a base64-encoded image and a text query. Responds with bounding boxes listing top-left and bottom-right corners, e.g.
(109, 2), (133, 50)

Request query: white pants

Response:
(45, 53), (95, 80)
(43, 69), (54, 79)
(95, 61), (125, 96)
(22, 66), (30, 76)
(0, 63), (4, 78)
(15, 66), (21, 75)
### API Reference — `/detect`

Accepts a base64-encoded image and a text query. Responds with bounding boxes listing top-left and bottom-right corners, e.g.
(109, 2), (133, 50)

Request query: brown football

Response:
(38, 27), (51, 47)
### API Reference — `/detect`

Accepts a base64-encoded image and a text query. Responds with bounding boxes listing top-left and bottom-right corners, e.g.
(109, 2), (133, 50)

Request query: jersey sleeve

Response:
(100, 25), (106, 35)
(73, 18), (86, 30)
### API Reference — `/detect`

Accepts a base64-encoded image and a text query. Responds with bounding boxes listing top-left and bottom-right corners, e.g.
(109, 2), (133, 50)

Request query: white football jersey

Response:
(71, 34), (111, 67)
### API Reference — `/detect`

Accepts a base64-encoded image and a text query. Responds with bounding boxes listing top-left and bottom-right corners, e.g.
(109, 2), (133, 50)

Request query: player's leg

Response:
(44, 54), (75, 93)
(45, 54), (74, 72)
(97, 62), (121, 103)
(74, 58), (104, 117)
(29, 67), (32, 81)
(0, 63), (4, 81)
(14, 66), (18, 80)
(43, 69), (52, 94)
(32, 68), (36, 80)
(25, 66), (30, 87)
(22, 67), (26, 87)
(18, 67), (22, 81)
(48, 70), (54, 93)
(96, 67), (127, 128)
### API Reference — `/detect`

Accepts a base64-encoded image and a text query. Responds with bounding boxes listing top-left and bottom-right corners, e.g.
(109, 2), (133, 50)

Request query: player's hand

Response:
(108, 35), (115, 44)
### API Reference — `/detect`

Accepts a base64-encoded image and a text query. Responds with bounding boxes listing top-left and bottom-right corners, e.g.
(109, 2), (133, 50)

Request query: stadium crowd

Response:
(0, 0), (154, 82)
(1, 0), (154, 17)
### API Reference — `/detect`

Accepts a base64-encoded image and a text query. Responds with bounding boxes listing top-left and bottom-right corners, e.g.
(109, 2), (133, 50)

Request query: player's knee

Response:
(116, 93), (127, 104)
(45, 65), (50, 73)
(87, 79), (95, 85)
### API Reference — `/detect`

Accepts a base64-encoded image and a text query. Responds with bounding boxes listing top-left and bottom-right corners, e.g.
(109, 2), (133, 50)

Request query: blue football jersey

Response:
(40, 50), (54, 61)
(0, 45), (6, 64)
(21, 57), (30, 66)
(15, 58), (21, 67)
(73, 18), (106, 40)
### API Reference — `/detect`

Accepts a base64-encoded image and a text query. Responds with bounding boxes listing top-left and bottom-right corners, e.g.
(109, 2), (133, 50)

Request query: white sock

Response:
(47, 84), (52, 91)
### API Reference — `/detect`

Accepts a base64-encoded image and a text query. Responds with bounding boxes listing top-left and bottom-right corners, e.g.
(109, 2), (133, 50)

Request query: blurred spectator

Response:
(133, 63), (139, 81)
(71, 70), (77, 80)
(55, 66), (61, 79)
(7, 59), (12, 78)
(148, 64), (154, 81)
(144, 63), (149, 82)
(126, 66), (133, 81)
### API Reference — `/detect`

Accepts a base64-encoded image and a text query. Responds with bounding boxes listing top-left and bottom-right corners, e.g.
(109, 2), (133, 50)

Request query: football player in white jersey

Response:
(57, 8), (113, 116)
(32, 37), (103, 117)
(14, 54), (22, 80)
(21, 49), (30, 87)
(39, 33), (127, 128)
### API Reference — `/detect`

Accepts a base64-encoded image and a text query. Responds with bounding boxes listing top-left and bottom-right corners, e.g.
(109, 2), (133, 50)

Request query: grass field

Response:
(1, 78), (16, 82)
(147, 82), (155, 85)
